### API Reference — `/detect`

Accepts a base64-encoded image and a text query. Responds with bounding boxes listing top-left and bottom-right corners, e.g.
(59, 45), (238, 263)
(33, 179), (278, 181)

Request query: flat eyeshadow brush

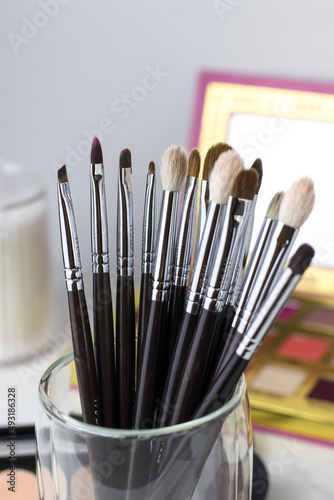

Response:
(193, 244), (315, 419)
(137, 161), (156, 359)
(166, 148), (200, 361)
(156, 149), (244, 428)
(90, 137), (117, 428)
(167, 168), (258, 426)
(116, 148), (136, 429)
(57, 165), (101, 426)
(133, 145), (188, 429)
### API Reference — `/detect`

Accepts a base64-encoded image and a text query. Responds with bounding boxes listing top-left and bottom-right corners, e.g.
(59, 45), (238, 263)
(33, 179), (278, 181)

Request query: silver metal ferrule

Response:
(193, 179), (209, 261)
(232, 216), (277, 310)
(90, 163), (110, 274)
(141, 172), (156, 274)
(232, 221), (298, 334)
(203, 196), (252, 313)
(173, 176), (199, 287)
(117, 167), (134, 277)
(236, 267), (301, 360)
(57, 181), (83, 292)
(151, 191), (179, 302)
(185, 202), (226, 315)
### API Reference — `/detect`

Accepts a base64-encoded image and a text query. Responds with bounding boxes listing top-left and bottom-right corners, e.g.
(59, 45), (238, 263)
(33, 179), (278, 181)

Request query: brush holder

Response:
(0, 162), (50, 364)
(37, 351), (253, 500)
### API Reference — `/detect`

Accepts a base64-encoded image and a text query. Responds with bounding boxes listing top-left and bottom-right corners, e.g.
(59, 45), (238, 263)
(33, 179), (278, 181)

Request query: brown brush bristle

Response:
(119, 148), (132, 169)
(148, 161), (155, 175)
(231, 168), (259, 200)
(202, 142), (232, 181)
(57, 165), (68, 184)
(188, 148), (201, 178)
(250, 158), (263, 194)
(91, 137), (103, 164)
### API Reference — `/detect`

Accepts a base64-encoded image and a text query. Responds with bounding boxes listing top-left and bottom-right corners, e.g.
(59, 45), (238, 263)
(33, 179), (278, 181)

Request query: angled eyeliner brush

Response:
(133, 145), (188, 429)
(166, 148), (200, 360)
(116, 148), (136, 429)
(90, 138), (117, 428)
(137, 161), (156, 359)
(156, 149), (244, 428)
(57, 165), (101, 426)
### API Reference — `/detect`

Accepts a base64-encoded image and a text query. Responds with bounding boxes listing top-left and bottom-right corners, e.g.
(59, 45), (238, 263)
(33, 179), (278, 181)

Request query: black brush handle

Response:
(93, 272), (117, 428)
(210, 326), (244, 384)
(133, 299), (168, 429)
(192, 353), (248, 419)
(156, 310), (198, 428)
(166, 284), (187, 361)
(67, 289), (101, 426)
(137, 271), (152, 358)
(168, 308), (220, 426)
(116, 275), (136, 429)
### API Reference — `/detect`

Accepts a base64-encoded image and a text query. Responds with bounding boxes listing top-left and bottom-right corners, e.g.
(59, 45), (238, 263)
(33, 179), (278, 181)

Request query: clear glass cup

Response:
(36, 351), (253, 500)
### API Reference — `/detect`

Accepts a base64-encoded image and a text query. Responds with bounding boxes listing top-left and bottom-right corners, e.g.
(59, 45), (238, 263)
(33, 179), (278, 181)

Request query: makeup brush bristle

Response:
(91, 137), (103, 164)
(188, 148), (201, 178)
(289, 244), (315, 274)
(57, 165), (68, 184)
(250, 158), (263, 194)
(266, 191), (284, 221)
(148, 161), (155, 175)
(160, 145), (188, 192)
(209, 149), (244, 204)
(278, 177), (315, 228)
(231, 168), (259, 200)
(202, 142), (232, 181)
(120, 148), (132, 169)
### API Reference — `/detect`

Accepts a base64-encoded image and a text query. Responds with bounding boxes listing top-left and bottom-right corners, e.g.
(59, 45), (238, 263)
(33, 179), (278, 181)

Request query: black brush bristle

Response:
(289, 244), (315, 274)
(91, 137), (103, 164)
(120, 148), (132, 169)
(57, 165), (68, 184)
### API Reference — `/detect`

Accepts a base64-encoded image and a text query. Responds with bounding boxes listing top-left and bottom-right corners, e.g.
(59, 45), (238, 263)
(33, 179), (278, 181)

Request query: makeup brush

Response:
(156, 149), (244, 428)
(90, 138), (117, 429)
(193, 142), (232, 260)
(166, 148), (200, 360)
(133, 145), (188, 429)
(167, 168), (259, 426)
(213, 190), (285, 370)
(137, 161), (156, 358)
(57, 165), (101, 426)
(224, 178), (315, 364)
(193, 243), (315, 419)
(116, 148), (136, 429)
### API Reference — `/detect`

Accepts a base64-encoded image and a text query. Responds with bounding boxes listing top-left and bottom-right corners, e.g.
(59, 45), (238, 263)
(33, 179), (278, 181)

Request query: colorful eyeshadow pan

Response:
(249, 364), (308, 396)
(303, 307), (334, 328)
(308, 379), (334, 403)
(277, 332), (330, 362)
(278, 300), (300, 322)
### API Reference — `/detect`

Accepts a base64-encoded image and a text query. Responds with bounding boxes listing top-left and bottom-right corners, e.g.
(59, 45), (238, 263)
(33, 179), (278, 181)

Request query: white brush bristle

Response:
(279, 177), (315, 228)
(160, 145), (188, 192)
(209, 149), (244, 204)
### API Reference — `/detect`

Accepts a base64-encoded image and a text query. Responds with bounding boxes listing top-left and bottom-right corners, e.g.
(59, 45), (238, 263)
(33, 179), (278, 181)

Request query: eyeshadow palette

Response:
(245, 292), (334, 444)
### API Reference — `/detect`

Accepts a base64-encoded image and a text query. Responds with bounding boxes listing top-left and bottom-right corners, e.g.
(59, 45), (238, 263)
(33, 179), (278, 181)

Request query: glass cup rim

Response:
(38, 350), (246, 438)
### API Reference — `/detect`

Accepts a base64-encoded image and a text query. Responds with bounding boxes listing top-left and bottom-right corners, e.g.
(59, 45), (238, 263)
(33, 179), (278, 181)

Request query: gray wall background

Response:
(1, 0), (334, 309)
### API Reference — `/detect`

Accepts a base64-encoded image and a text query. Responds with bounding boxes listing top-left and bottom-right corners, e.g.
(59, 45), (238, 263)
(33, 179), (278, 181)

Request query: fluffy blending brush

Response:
(137, 161), (156, 358)
(116, 148), (136, 429)
(194, 244), (315, 418)
(133, 145), (188, 429)
(167, 168), (259, 427)
(57, 165), (101, 426)
(156, 149), (244, 428)
(228, 177), (315, 346)
(193, 142), (232, 259)
(90, 138), (117, 428)
(166, 148), (200, 360)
